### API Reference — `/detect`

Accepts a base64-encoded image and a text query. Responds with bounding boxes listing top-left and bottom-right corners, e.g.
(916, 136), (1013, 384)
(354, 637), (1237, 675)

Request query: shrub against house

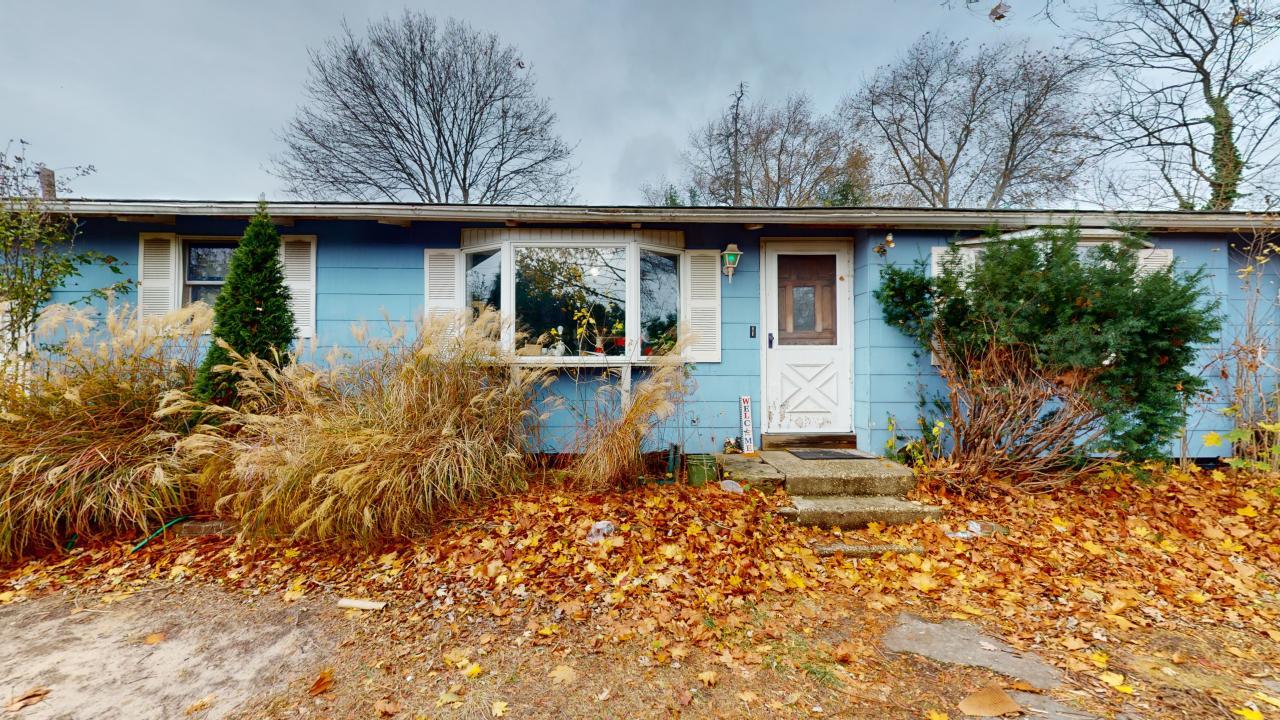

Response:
(875, 226), (1221, 486)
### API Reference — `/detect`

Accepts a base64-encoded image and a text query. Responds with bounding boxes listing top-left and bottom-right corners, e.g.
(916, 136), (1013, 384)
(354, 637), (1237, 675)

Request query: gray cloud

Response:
(1, 0), (1117, 203)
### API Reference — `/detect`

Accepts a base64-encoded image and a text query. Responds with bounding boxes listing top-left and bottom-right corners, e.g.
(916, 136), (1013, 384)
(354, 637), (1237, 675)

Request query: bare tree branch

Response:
(271, 12), (575, 204)
(845, 33), (1095, 209)
(1078, 0), (1280, 210)
(662, 86), (872, 207)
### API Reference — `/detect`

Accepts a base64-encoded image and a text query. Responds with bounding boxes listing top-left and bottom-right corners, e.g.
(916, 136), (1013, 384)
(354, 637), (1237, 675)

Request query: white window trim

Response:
(457, 229), (701, 366)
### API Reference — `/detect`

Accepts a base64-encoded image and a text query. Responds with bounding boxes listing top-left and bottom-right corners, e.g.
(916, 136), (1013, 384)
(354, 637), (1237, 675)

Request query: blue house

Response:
(50, 200), (1274, 458)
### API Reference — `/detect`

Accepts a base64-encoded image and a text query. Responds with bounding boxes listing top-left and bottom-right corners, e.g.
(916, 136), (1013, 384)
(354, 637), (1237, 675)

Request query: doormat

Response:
(789, 449), (870, 460)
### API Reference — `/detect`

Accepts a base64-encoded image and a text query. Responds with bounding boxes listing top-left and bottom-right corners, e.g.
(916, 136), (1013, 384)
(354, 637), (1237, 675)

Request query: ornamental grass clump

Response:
(181, 310), (552, 543)
(565, 348), (691, 490)
(0, 301), (212, 559)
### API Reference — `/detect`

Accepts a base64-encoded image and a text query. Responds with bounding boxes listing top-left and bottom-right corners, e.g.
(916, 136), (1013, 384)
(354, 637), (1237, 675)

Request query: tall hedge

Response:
(195, 204), (295, 404)
(875, 226), (1221, 461)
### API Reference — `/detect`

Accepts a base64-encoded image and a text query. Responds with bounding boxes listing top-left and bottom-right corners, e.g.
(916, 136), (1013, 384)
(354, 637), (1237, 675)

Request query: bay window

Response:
(444, 229), (719, 364)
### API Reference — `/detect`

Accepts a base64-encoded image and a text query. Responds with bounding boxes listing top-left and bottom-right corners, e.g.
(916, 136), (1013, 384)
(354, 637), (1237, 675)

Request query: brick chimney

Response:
(37, 166), (56, 200)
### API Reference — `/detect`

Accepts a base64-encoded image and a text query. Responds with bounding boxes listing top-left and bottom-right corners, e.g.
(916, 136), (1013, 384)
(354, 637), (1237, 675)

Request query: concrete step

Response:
(759, 450), (916, 497)
(778, 495), (942, 529)
(761, 433), (857, 450)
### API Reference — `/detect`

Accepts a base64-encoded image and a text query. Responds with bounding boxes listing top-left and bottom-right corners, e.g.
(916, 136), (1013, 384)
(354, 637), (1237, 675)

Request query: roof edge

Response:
(38, 199), (1276, 233)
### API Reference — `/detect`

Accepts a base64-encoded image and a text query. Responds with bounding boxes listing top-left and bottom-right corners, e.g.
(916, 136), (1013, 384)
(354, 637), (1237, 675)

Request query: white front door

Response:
(763, 241), (853, 433)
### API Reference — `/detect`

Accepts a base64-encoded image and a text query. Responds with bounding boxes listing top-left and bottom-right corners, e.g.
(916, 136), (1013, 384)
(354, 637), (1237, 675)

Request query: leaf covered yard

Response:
(2, 466), (1277, 719)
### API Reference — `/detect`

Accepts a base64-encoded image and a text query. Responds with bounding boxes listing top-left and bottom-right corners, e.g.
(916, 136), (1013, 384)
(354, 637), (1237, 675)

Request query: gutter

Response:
(34, 199), (1276, 234)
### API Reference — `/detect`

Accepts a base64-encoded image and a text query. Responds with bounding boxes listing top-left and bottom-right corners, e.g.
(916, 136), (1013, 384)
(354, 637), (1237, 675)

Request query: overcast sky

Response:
(4, 0), (1078, 204)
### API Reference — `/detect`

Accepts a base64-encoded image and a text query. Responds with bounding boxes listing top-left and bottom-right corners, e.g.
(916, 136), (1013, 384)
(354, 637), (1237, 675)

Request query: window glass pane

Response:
(187, 244), (235, 282)
(515, 246), (626, 357)
(466, 250), (502, 315)
(188, 284), (222, 306)
(640, 250), (679, 356)
(792, 286), (816, 331)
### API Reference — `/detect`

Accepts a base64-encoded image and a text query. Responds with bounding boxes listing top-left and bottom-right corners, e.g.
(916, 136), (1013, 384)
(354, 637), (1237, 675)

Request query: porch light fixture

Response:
(721, 243), (742, 283)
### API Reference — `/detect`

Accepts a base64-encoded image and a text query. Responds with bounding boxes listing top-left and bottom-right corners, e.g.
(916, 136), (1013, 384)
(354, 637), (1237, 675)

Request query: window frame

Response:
(181, 236), (239, 307)
(462, 233), (689, 367)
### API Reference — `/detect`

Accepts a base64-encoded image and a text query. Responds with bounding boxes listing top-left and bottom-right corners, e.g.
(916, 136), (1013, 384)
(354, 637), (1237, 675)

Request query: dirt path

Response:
(0, 588), (332, 720)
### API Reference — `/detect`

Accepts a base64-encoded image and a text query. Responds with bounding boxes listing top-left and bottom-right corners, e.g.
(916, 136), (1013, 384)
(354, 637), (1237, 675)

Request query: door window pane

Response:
(466, 250), (502, 315)
(792, 286), (816, 331)
(515, 246), (626, 357)
(640, 250), (679, 356)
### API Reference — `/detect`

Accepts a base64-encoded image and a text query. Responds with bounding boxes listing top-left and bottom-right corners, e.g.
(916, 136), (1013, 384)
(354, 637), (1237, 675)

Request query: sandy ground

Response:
(0, 588), (331, 720)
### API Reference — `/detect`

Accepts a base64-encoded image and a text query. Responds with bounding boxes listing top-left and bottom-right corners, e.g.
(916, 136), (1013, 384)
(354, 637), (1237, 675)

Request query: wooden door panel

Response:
(777, 254), (836, 345)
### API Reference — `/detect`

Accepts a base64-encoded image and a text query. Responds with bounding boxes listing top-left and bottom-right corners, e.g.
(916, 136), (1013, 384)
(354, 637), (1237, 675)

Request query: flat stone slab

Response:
(759, 450), (916, 496)
(716, 453), (784, 489)
(780, 496), (941, 528)
(1008, 691), (1103, 720)
(882, 613), (1063, 691)
(810, 542), (923, 558)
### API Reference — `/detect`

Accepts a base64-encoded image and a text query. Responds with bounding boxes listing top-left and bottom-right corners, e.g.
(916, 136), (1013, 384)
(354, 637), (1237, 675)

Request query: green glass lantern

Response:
(721, 243), (742, 283)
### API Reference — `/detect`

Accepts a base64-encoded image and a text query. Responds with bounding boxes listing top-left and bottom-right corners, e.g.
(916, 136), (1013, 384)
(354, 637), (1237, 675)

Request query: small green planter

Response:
(686, 454), (719, 487)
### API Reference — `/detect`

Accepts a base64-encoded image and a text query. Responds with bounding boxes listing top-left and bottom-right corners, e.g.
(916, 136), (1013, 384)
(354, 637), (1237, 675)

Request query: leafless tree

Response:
(1078, 0), (1280, 210)
(650, 86), (871, 207)
(845, 34), (1094, 208)
(272, 12), (574, 204)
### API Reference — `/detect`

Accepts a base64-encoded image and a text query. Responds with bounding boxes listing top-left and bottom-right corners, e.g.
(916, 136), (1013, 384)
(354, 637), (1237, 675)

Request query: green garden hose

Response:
(130, 515), (191, 553)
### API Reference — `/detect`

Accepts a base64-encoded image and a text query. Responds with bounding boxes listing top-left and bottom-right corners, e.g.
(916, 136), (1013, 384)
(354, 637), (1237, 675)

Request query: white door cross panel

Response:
(763, 241), (853, 434)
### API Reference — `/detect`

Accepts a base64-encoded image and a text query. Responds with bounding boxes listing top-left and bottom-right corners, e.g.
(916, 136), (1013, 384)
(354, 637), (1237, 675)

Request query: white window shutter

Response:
(280, 235), (316, 338)
(683, 249), (721, 363)
(424, 249), (464, 332)
(931, 245), (978, 278)
(138, 232), (178, 318)
(1137, 248), (1173, 277)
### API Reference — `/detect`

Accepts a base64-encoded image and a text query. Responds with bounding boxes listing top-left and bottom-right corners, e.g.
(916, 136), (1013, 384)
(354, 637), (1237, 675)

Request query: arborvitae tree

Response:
(195, 203), (295, 404)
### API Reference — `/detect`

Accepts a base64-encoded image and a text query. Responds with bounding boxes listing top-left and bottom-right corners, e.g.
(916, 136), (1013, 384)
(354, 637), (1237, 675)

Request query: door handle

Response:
(767, 332), (774, 349)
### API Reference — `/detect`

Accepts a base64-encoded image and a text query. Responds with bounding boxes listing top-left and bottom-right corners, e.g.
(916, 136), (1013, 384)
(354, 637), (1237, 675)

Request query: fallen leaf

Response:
(143, 632), (166, 645)
(1098, 671), (1134, 694)
(1232, 709), (1263, 720)
(697, 670), (719, 687)
(283, 576), (306, 602)
(737, 690), (760, 704)
(594, 687), (611, 702)
(5, 687), (50, 713)
(549, 664), (579, 685)
(909, 571), (940, 592)
(491, 699), (510, 717)
(183, 694), (215, 716)
(436, 688), (464, 708)
(308, 668), (334, 696)
(373, 698), (401, 716)
(927, 711), (951, 720)
(464, 662), (484, 679)
(957, 685), (1020, 717)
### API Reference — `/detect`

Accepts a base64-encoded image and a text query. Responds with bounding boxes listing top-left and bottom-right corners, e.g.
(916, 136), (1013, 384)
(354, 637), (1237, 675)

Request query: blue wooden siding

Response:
(61, 216), (1254, 457)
